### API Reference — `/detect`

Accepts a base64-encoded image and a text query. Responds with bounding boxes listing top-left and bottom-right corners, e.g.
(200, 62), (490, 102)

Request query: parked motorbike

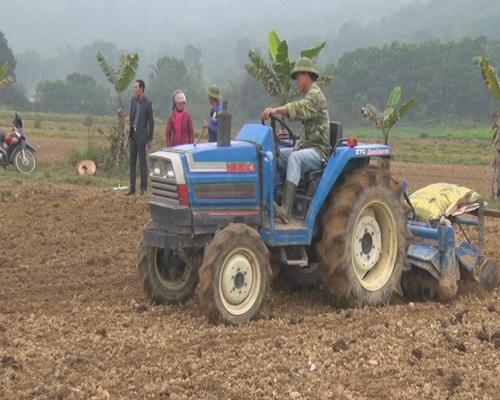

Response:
(0, 113), (37, 174)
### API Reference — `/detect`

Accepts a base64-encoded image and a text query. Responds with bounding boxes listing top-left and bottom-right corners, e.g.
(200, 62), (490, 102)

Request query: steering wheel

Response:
(261, 113), (298, 148)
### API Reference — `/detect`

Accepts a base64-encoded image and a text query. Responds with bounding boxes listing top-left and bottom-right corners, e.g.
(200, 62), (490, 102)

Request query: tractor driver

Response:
(262, 57), (331, 222)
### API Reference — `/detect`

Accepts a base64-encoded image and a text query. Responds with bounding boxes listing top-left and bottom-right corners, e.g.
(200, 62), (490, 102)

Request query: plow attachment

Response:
(404, 207), (500, 300)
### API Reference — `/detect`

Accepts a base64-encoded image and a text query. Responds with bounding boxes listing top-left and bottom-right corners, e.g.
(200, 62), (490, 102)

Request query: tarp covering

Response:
(409, 183), (480, 221)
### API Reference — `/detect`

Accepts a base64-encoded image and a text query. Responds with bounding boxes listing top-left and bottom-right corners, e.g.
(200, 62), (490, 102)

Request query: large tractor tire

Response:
(198, 224), (271, 325)
(139, 240), (202, 304)
(317, 167), (407, 307)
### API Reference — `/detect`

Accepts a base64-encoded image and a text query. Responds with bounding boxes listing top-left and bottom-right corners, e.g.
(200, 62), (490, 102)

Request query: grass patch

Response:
(486, 197), (500, 210)
(350, 125), (493, 140)
(391, 139), (493, 165)
(0, 161), (130, 190)
(64, 140), (109, 169)
(0, 138), (131, 189)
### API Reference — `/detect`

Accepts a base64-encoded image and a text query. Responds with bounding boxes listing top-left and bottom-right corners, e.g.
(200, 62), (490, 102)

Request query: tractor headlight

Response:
(165, 162), (175, 179)
(150, 159), (162, 177)
(150, 158), (175, 180)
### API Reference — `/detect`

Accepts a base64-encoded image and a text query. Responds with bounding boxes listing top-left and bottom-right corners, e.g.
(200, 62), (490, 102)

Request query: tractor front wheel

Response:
(139, 241), (202, 304)
(198, 224), (271, 324)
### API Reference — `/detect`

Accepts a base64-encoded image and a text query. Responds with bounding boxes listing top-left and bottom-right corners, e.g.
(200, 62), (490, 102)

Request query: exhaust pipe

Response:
(217, 101), (231, 147)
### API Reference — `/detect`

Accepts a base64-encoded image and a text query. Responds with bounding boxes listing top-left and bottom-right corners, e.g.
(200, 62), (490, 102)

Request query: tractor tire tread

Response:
(317, 167), (407, 307)
(198, 223), (271, 325)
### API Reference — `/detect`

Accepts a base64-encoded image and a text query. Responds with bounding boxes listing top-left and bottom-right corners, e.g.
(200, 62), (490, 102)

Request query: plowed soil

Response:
(1, 163), (499, 400)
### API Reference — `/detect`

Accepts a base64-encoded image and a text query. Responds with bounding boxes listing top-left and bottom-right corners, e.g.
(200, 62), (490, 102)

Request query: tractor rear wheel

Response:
(317, 167), (407, 307)
(198, 224), (271, 324)
(477, 258), (498, 291)
(139, 240), (202, 304)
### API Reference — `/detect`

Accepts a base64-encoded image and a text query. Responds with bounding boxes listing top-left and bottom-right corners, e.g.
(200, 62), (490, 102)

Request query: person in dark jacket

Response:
(203, 84), (222, 143)
(165, 90), (194, 147)
(127, 79), (154, 196)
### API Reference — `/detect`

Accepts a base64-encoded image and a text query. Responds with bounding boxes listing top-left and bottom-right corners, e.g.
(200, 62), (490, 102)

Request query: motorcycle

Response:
(0, 113), (37, 174)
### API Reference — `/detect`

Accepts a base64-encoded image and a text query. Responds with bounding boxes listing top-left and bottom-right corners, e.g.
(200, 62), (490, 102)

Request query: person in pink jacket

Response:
(165, 90), (194, 147)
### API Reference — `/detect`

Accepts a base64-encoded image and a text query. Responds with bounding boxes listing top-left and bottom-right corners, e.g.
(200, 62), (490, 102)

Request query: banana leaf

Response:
(0, 63), (15, 93)
(116, 53), (139, 92)
(399, 97), (416, 117)
(96, 52), (117, 87)
(275, 40), (290, 70)
(386, 86), (401, 109)
(301, 42), (326, 59)
(365, 104), (383, 121)
(475, 57), (500, 101)
(268, 30), (281, 62)
(317, 75), (334, 90)
(0, 63), (10, 78)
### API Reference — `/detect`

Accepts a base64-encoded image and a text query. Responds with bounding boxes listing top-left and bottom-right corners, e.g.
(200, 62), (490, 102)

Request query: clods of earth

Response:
(1, 162), (499, 399)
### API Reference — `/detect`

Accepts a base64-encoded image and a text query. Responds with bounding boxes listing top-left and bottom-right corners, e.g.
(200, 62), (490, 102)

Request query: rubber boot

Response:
(276, 181), (297, 223)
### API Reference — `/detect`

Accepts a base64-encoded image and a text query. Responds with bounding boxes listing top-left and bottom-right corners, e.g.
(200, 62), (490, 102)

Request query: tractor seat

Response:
(302, 122), (343, 181)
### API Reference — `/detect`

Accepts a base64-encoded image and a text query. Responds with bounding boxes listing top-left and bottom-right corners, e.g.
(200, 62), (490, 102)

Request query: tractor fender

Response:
(305, 147), (366, 227)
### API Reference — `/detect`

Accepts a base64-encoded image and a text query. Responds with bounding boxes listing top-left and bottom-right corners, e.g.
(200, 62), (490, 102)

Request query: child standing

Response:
(165, 90), (194, 147)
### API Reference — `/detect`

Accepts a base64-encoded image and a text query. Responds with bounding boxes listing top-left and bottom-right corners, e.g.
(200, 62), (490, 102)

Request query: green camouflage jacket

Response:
(286, 83), (331, 160)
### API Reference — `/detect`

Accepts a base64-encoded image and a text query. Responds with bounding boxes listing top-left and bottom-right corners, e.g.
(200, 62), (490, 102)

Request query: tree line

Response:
(326, 37), (500, 123)
(2, 30), (500, 125)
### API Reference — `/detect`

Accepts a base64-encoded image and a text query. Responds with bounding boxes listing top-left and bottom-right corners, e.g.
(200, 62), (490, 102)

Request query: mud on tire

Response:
(317, 167), (407, 307)
(138, 240), (202, 305)
(198, 224), (271, 325)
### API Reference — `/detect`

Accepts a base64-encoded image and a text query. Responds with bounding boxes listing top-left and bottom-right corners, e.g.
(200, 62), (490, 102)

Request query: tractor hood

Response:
(149, 123), (274, 176)
(154, 140), (259, 174)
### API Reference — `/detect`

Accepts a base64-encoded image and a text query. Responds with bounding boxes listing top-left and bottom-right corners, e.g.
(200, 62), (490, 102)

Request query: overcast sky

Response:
(0, 0), (414, 55)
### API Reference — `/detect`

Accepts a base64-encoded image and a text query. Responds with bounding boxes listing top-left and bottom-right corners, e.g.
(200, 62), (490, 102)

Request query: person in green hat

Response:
(262, 57), (330, 222)
(203, 84), (222, 142)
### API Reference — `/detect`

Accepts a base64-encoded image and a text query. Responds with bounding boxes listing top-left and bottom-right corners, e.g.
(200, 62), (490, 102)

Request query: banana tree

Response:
(475, 57), (500, 199)
(246, 30), (332, 105)
(361, 86), (416, 146)
(0, 63), (15, 94)
(96, 51), (139, 167)
(492, 112), (500, 199)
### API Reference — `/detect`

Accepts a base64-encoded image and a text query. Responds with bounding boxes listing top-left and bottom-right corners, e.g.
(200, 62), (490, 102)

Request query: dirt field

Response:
(30, 137), (90, 165)
(0, 163), (499, 399)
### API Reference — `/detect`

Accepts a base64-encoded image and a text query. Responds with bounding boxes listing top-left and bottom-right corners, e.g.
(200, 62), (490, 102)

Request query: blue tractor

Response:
(139, 113), (498, 324)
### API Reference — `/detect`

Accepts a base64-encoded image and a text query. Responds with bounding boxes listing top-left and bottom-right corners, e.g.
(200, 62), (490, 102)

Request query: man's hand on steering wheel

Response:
(262, 107), (276, 121)
(261, 113), (298, 148)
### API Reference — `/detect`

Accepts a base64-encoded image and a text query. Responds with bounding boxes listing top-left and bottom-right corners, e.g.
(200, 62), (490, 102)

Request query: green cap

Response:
(207, 84), (221, 100)
(290, 57), (319, 80)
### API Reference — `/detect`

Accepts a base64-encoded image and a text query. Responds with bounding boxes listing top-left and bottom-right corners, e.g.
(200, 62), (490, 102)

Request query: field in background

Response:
(0, 108), (497, 194)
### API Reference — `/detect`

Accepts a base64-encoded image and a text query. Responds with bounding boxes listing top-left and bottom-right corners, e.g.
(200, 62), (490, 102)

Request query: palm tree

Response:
(245, 30), (332, 106)
(0, 63), (15, 93)
(475, 57), (500, 199)
(361, 86), (416, 146)
(96, 51), (139, 167)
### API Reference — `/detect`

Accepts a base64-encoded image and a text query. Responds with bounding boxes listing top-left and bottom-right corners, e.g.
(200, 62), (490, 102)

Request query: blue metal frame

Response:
(174, 124), (394, 247)
(179, 140), (260, 209)
(261, 144), (392, 246)
(407, 221), (460, 283)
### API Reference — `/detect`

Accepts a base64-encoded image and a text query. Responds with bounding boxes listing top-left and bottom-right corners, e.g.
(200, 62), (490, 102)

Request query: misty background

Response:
(1, 0), (500, 125)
